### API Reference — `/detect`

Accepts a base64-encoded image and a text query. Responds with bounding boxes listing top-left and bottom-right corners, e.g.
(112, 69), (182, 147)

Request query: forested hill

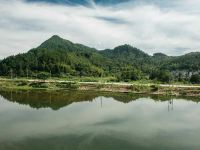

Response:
(0, 35), (200, 83)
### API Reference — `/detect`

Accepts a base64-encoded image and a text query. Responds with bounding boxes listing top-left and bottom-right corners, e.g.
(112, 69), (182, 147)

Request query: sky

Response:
(0, 0), (200, 59)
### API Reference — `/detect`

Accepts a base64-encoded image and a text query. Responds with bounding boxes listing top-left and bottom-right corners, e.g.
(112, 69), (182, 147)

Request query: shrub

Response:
(17, 81), (28, 86)
(56, 82), (79, 89)
(80, 77), (98, 82)
(190, 74), (200, 84)
(37, 72), (50, 80)
(150, 85), (159, 92)
(130, 85), (141, 92)
(30, 82), (49, 88)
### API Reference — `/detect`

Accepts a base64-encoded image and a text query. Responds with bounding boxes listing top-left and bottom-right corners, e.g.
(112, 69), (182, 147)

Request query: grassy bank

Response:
(0, 78), (199, 97)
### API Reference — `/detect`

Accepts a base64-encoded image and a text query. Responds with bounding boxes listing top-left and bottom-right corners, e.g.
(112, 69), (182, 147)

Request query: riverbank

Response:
(0, 78), (199, 97)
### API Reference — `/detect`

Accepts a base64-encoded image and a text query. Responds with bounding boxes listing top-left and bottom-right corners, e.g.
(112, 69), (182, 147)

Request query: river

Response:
(0, 90), (199, 150)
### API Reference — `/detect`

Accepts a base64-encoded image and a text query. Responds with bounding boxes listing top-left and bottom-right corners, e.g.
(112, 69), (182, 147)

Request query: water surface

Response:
(0, 90), (200, 150)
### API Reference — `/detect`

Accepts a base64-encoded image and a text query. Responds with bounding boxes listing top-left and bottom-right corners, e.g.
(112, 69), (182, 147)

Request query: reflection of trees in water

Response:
(0, 90), (97, 110)
(0, 90), (199, 110)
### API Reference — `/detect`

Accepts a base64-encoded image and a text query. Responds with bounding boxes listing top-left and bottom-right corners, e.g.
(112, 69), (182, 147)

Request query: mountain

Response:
(0, 35), (110, 77)
(169, 52), (200, 70)
(153, 53), (168, 57)
(38, 35), (96, 53)
(100, 44), (149, 61)
(0, 35), (199, 83)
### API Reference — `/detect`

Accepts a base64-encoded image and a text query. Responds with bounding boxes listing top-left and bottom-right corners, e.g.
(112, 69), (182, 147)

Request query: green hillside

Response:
(0, 35), (199, 83)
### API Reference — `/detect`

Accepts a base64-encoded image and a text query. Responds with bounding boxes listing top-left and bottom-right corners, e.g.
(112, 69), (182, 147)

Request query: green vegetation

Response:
(30, 82), (49, 88)
(37, 72), (50, 80)
(0, 79), (79, 91)
(0, 79), (199, 97)
(56, 82), (79, 89)
(0, 35), (199, 84)
(190, 74), (200, 84)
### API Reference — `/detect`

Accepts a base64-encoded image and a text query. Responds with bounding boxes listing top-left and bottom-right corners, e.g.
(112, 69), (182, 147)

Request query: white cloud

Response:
(0, 0), (200, 59)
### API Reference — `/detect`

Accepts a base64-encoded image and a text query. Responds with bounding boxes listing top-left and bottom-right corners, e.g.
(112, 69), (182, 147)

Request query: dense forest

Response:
(0, 35), (200, 83)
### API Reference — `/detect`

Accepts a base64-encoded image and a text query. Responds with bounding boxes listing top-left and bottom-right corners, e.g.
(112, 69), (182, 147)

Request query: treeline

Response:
(0, 35), (200, 84)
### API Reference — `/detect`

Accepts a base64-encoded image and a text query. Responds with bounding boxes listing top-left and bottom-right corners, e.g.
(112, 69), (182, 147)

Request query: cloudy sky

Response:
(0, 0), (200, 59)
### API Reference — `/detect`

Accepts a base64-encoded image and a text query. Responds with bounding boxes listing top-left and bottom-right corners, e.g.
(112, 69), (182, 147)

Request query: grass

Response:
(0, 76), (199, 96)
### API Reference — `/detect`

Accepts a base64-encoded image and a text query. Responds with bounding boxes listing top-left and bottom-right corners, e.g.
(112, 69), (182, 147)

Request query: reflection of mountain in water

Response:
(0, 90), (199, 110)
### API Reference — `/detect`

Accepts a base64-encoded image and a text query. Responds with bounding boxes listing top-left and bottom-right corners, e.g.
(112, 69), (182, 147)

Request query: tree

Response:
(37, 72), (50, 80)
(158, 70), (172, 83)
(150, 70), (172, 83)
(190, 74), (200, 84)
(118, 67), (142, 82)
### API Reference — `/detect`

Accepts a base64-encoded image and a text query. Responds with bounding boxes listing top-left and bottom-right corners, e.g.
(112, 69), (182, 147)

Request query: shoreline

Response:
(0, 78), (199, 97)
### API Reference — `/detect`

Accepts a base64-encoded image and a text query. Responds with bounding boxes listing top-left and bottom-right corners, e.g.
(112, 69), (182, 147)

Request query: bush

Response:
(150, 85), (159, 92)
(190, 74), (200, 84)
(56, 82), (79, 89)
(80, 77), (98, 82)
(130, 85), (142, 92)
(107, 77), (118, 82)
(37, 72), (50, 80)
(17, 81), (28, 86)
(30, 82), (49, 88)
(119, 69), (142, 82)
(150, 70), (172, 83)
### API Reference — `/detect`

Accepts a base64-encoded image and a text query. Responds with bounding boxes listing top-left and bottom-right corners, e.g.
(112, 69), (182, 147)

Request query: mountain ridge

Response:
(40, 35), (200, 57)
(0, 35), (199, 83)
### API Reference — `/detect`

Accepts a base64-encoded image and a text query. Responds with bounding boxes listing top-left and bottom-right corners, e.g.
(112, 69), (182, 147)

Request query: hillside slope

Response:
(0, 35), (199, 83)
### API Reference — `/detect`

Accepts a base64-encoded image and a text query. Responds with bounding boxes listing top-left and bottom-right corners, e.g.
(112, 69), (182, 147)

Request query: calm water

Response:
(0, 90), (200, 150)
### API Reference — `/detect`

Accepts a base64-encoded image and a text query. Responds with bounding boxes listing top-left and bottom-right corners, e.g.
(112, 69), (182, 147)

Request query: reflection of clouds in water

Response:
(0, 96), (200, 148)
